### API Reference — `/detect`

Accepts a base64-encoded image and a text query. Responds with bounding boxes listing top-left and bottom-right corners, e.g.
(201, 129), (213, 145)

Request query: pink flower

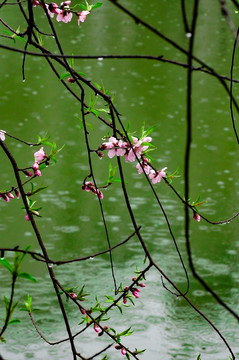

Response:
(82, 181), (93, 192)
(121, 348), (127, 355)
(136, 157), (151, 174)
(25, 214), (30, 221)
(46, 2), (61, 17)
(0, 130), (6, 141)
(125, 136), (152, 163)
(101, 137), (126, 158)
(56, 10), (73, 23)
(77, 10), (90, 25)
(94, 323), (100, 333)
(149, 167), (167, 184)
(82, 181), (103, 199)
(193, 213), (200, 222)
(34, 147), (46, 162)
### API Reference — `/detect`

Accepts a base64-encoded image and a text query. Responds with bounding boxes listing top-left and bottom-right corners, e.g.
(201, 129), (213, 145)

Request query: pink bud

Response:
(94, 324), (100, 333)
(121, 348), (127, 355)
(15, 189), (20, 199)
(7, 193), (14, 199)
(2, 194), (9, 203)
(32, 162), (39, 170)
(139, 283), (146, 287)
(23, 170), (33, 177)
(193, 213), (200, 222)
(80, 308), (86, 314)
(69, 293), (77, 298)
(132, 291), (139, 298)
(123, 298), (127, 304)
(67, 77), (75, 83)
(25, 214), (30, 221)
(34, 169), (42, 177)
(98, 190), (104, 199)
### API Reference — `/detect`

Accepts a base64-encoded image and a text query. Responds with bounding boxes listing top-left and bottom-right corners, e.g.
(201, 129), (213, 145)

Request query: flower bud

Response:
(69, 293), (77, 298)
(139, 283), (146, 287)
(67, 77), (75, 83)
(121, 348), (127, 355)
(32, 162), (39, 170)
(34, 169), (42, 177)
(94, 323), (100, 333)
(7, 193), (14, 199)
(2, 194), (9, 203)
(23, 170), (33, 177)
(25, 213), (30, 221)
(15, 189), (20, 199)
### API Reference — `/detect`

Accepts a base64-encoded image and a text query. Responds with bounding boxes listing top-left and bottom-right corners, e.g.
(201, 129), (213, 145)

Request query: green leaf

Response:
(112, 178), (122, 183)
(59, 72), (70, 81)
(90, 109), (99, 117)
(118, 327), (133, 337)
(0, 258), (12, 273)
(142, 125), (156, 138)
(77, 3), (87, 10)
(8, 319), (21, 325)
(97, 108), (109, 114)
(196, 355), (201, 360)
(91, 2), (102, 10)
(0, 336), (6, 343)
(18, 272), (37, 282)
(31, 186), (48, 196)
(24, 294), (32, 312)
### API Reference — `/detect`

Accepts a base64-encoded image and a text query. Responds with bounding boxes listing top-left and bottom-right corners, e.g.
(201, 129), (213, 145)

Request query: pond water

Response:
(0, 0), (239, 359)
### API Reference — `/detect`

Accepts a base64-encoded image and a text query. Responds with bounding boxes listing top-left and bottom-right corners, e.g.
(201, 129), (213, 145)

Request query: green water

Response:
(0, 0), (239, 359)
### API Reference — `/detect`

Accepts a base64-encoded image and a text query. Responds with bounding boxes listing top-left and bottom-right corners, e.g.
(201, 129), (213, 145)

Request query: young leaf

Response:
(77, 3), (87, 10)
(0, 258), (12, 273)
(59, 72), (70, 81)
(8, 319), (21, 325)
(18, 272), (37, 283)
(91, 2), (102, 10)
(24, 295), (32, 312)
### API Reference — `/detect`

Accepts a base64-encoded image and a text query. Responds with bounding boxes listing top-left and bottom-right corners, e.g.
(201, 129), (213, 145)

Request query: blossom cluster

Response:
(0, 189), (20, 203)
(123, 277), (146, 304)
(100, 136), (167, 185)
(81, 181), (103, 199)
(33, 0), (90, 26)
